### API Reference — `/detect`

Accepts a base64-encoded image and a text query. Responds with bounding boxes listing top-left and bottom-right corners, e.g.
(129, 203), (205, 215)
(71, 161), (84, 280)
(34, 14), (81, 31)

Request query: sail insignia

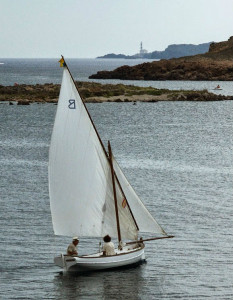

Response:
(68, 99), (76, 109)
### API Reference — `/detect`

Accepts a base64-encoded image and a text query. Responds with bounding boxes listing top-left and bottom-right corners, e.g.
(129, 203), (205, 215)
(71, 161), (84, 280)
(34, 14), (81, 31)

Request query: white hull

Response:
(54, 245), (145, 273)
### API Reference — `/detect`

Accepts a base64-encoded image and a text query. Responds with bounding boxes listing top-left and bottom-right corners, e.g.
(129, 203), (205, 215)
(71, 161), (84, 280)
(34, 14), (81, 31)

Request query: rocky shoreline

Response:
(0, 82), (232, 104)
(89, 60), (233, 81)
(89, 37), (233, 81)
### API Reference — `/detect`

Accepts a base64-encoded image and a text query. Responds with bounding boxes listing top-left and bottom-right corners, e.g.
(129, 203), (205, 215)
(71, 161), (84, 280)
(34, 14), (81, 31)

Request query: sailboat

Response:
(48, 56), (173, 273)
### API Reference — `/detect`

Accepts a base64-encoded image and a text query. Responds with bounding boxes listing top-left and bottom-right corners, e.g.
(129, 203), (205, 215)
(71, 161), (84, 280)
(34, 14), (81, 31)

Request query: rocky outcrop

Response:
(89, 60), (233, 81)
(90, 37), (233, 81)
(17, 100), (30, 105)
(0, 83), (60, 103)
(209, 36), (233, 54)
(0, 82), (232, 104)
(97, 53), (133, 59)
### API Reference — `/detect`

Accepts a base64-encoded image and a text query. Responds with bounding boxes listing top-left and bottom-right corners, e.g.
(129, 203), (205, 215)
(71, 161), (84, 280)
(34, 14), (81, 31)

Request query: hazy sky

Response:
(1, 0), (233, 58)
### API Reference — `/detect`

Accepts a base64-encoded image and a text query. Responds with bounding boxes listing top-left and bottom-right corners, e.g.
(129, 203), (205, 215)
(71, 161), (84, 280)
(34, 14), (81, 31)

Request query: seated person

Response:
(102, 235), (116, 256)
(67, 237), (79, 256)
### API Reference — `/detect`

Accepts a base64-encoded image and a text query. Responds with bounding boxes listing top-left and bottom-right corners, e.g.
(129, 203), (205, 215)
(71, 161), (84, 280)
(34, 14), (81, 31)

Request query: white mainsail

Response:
(49, 65), (166, 241)
(49, 67), (137, 239)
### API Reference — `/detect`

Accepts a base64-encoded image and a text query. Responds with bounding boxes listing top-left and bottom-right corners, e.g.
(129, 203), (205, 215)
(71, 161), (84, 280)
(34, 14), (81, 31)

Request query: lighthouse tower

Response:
(139, 42), (148, 57)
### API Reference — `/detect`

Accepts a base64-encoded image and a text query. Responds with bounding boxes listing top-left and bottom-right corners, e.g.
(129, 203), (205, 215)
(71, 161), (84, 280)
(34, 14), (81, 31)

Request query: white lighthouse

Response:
(138, 42), (148, 57)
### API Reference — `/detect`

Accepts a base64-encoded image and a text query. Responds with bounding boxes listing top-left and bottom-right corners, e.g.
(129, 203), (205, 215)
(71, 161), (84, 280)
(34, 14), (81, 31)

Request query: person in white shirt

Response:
(67, 237), (79, 256)
(102, 235), (115, 256)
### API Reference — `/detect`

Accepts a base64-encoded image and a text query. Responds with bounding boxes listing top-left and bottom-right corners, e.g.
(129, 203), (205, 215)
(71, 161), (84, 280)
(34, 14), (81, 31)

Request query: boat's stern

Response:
(54, 254), (78, 270)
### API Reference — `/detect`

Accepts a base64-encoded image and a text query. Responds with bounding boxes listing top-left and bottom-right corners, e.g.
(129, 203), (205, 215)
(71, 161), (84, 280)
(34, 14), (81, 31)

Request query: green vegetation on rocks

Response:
(0, 82), (232, 105)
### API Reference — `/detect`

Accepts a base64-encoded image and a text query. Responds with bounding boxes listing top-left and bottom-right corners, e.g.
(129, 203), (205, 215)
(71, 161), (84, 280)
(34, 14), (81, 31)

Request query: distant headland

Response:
(97, 41), (211, 60)
(90, 37), (233, 81)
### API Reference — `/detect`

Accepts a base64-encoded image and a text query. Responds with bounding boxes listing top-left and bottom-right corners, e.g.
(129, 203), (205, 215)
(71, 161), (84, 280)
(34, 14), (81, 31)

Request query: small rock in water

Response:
(17, 100), (30, 105)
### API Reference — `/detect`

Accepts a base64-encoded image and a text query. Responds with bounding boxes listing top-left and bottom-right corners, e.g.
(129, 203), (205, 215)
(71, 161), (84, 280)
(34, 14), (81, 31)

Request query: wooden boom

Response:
(125, 235), (174, 245)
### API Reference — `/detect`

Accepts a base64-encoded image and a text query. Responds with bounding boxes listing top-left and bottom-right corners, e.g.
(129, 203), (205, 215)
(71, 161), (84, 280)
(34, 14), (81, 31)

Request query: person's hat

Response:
(72, 236), (79, 241)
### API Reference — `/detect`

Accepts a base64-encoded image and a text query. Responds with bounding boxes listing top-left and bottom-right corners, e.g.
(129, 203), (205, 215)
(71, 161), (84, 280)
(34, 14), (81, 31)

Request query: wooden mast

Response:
(108, 141), (122, 246)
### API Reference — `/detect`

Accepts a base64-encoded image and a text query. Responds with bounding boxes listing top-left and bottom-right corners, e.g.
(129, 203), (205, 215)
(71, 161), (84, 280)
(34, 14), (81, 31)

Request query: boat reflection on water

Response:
(52, 262), (166, 299)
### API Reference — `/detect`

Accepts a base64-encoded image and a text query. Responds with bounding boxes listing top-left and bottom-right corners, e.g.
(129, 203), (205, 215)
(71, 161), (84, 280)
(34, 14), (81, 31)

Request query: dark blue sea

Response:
(0, 59), (233, 299)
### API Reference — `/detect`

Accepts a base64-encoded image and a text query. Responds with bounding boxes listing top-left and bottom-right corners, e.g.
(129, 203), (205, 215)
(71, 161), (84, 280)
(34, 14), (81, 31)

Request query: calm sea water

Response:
(1, 59), (233, 299)
(0, 99), (233, 299)
(0, 58), (233, 95)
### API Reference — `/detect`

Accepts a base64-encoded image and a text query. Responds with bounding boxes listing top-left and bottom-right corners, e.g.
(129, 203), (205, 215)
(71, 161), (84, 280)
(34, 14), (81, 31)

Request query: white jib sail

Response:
(112, 156), (167, 236)
(48, 67), (137, 239)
